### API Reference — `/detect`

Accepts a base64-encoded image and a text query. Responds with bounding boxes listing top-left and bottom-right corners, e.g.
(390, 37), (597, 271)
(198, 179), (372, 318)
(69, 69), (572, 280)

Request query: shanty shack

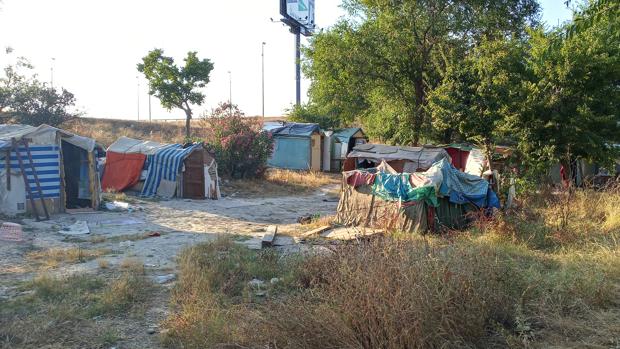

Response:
(263, 122), (323, 171)
(324, 127), (367, 172)
(0, 124), (101, 217)
(336, 158), (500, 233)
(101, 137), (220, 199)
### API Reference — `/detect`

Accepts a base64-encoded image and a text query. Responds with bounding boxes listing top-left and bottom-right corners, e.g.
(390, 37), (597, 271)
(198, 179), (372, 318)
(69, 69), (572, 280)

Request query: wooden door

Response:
(182, 150), (205, 199)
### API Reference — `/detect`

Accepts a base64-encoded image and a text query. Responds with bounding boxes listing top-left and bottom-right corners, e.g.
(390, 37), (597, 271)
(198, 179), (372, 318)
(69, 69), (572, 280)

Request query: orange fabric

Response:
(101, 152), (146, 192)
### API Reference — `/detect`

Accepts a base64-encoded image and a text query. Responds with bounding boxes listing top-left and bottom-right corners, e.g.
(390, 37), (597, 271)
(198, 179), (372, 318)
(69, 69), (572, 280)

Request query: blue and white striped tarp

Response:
(140, 144), (201, 197)
(0, 145), (61, 199)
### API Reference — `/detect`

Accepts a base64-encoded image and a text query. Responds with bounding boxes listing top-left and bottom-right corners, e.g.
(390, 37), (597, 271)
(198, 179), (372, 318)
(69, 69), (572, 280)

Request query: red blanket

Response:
(101, 152), (146, 192)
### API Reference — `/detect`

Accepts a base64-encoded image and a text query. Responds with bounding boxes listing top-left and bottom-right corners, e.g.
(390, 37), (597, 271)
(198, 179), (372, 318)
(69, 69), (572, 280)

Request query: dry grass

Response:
(119, 257), (145, 274)
(0, 270), (152, 348)
(97, 258), (110, 269)
(62, 117), (212, 146)
(26, 247), (111, 269)
(223, 168), (341, 198)
(161, 188), (620, 349)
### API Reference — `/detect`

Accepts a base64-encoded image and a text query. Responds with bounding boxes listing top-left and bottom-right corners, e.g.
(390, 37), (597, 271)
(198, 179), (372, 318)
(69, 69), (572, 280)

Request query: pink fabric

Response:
(346, 171), (377, 187)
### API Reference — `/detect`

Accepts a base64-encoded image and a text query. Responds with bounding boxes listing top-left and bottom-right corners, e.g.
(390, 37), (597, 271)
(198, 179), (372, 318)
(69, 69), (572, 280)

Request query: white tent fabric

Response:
(0, 124), (96, 152)
(107, 136), (170, 155)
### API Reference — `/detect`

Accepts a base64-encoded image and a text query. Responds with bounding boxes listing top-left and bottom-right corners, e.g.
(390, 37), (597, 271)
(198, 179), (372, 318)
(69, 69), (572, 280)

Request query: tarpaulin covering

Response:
(101, 152), (146, 192)
(107, 136), (170, 155)
(348, 143), (451, 171)
(141, 144), (201, 197)
(336, 158), (501, 233)
(0, 124), (96, 152)
(264, 122), (320, 137)
(431, 158), (500, 209)
(372, 173), (439, 207)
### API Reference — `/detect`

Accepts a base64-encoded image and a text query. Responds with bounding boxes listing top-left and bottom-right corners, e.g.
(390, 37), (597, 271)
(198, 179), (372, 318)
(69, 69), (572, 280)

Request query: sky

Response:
(0, 0), (573, 121)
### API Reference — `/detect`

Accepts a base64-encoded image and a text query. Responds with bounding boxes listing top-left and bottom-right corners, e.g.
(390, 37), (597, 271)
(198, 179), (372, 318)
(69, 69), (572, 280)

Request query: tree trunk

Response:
(412, 77), (426, 146)
(184, 109), (192, 139)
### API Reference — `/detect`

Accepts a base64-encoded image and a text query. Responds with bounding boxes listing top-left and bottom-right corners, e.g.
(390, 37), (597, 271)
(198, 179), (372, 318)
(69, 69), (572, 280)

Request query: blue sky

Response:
(0, 1), (575, 120)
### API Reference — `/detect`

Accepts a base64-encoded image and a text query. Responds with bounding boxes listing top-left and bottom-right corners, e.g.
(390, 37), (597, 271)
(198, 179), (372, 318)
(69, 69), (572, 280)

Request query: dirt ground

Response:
(0, 185), (339, 349)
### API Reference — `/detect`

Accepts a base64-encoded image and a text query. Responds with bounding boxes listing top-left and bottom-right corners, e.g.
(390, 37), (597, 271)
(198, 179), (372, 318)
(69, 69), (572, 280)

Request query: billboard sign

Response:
(280, 0), (315, 35)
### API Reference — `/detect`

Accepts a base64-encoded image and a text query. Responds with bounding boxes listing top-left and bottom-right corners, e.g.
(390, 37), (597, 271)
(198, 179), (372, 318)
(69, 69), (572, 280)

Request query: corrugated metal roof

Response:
(333, 127), (365, 143)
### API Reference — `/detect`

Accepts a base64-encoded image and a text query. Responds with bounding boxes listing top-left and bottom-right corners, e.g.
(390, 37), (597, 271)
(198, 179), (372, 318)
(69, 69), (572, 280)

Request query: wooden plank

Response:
(12, 139), (40, 221)
(23, 140), (50, 220)
(261, 225), (278, 248)
(300, 225), (331, 238)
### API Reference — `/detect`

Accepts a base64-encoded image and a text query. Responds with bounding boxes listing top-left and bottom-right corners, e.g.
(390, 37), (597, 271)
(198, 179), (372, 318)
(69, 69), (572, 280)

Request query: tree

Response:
(203, 102), (274, 179)
(512, 17), (620, 173)
(287, 103), (341, 130)
(1, 49), (79, 126)
(304, 0), (540, 145)
(428, 36), (528, 169)
(137, 49), (213, 138)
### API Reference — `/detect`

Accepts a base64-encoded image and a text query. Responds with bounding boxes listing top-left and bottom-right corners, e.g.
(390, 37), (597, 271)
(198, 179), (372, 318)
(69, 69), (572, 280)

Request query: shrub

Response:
(203, 102), (273, 179)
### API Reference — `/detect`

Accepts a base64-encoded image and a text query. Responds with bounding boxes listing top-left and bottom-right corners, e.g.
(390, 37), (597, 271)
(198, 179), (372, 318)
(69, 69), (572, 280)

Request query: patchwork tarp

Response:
(348, 144), (451, 171)
(372, 173), (439, 206)
(141, 143), (202, 197)
(336, 158), (500, 233)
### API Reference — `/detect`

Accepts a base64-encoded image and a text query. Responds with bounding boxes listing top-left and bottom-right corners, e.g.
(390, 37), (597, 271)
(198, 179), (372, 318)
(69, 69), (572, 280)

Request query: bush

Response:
(203, 103), (273, 179)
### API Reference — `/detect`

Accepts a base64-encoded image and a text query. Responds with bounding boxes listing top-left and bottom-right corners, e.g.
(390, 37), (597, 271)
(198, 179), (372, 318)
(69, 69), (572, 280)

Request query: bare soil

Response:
(0, 185), (339, 348)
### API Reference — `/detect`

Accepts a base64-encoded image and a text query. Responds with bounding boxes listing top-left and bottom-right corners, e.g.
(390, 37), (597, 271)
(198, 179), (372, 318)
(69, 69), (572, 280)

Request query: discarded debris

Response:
(104, 200), (130, 211)
(119, 240), (134, 248)
(248, 278), (265, 289)
(60, 220), (90, 235)
(147, 232), (161, 237)
(300, 225), (331, 238)
(0, 222), (24, 242)
(270, 278), (280, 284)
(154, 274), (176, 284)
(261, 225), (278, 248)
(321, 227), (384, 241)
(297, 215), (313, 224)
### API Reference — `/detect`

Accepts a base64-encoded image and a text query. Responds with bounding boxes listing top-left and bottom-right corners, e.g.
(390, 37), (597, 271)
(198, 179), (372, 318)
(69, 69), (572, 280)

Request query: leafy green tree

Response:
(138, 49), (213, 138)
(513, 17), (620, 172)
(287, 103), (341, 129)
(428, 36), (527, 169)
(1, 49), (79, 126)
(304, 0), (540, 145)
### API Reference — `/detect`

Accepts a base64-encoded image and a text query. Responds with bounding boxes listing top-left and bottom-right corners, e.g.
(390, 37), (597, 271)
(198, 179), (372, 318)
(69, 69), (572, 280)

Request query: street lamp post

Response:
(50, 58), (55, 89)
(136, 76), (140, 121)
(227, 70), (232, 115)
(262, 42), (266, 118)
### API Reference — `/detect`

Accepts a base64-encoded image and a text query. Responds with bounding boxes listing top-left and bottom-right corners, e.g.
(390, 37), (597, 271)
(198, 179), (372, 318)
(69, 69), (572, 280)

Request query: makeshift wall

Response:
(0, 141), (64, 215)
(268, 136), (312, 170)
(311, 133), (322, 171)
(336, 183), (429, 234)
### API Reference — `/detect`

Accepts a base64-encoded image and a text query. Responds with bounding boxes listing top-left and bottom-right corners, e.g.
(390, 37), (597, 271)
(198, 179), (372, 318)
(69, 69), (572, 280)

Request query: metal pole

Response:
(228, 70), (232, 115)
(50, 58), (55, 89)
(148, 84), (152, 122)
(262, 42), (266, 118)
(295, 28), (301, 106)
(136, 76), (140, 121)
